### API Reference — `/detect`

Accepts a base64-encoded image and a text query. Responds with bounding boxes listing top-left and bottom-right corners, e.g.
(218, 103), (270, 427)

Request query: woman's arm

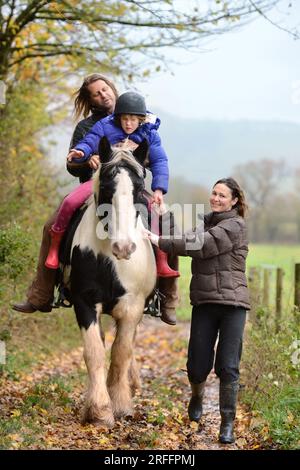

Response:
(158, 219), (242, 259)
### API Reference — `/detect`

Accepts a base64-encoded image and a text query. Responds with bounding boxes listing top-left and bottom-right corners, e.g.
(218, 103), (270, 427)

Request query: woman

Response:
(146, 178), (250, 443)
(12, 74), (118, 314)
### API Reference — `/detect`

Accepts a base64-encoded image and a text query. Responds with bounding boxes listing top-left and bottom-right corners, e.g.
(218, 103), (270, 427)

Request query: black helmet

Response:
(114, 91), (146, 116)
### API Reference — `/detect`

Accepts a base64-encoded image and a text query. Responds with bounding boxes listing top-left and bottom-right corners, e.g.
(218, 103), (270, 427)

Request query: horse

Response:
(67, 136), (156, 427)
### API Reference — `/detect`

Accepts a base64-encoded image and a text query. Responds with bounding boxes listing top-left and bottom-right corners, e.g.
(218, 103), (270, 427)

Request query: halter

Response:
(96, 150), (146, 233)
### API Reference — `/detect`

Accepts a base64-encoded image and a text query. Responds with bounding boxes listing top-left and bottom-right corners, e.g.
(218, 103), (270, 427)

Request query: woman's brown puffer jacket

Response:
(159, 208), (250, 310)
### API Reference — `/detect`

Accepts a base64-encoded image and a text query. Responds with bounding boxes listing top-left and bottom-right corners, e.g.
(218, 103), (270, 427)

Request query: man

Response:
(13, 74), (118, 313)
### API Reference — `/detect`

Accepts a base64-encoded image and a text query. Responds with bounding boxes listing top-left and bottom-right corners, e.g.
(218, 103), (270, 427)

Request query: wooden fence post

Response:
(294, 263), (300, 310)
(248, 267), (261, 321)
(263, 268), (270, 307)
(275, 268), (283, 333)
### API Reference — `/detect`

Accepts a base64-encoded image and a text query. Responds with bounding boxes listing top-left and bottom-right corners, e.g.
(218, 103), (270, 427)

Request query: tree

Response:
(0, 0), (281, 83)
(0, 79), (59, 226)
(233, 158), (288, 242)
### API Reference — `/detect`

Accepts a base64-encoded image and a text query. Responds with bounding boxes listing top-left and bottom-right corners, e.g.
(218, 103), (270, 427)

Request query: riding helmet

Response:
(114, 91), (147, 116)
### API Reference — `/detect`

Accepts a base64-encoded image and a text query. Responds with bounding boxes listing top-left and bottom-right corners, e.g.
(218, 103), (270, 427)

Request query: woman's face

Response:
(210, 183), (238, 213)
(87, 79), (116, 113)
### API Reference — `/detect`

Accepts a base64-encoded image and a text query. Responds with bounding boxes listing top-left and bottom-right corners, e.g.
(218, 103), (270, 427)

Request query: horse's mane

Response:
(104, 147), (144, 177)
(93, 147), (144, 195)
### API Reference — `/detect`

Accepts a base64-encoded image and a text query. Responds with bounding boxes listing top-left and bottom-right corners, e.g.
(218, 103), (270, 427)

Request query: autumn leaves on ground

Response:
(0, 316), (265, 450)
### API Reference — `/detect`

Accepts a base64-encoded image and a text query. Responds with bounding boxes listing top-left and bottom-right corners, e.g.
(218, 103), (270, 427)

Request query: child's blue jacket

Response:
(74, 113), (169, 193)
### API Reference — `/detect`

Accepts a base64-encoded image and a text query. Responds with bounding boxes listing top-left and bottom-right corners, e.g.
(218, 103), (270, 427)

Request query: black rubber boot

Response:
(219, 380), (239, 444)
(188, 382), (205, 422)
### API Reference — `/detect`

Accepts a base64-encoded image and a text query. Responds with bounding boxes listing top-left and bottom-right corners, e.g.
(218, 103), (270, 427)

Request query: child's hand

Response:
(67, 149), (84, 162)
(153, 189), (163, 205)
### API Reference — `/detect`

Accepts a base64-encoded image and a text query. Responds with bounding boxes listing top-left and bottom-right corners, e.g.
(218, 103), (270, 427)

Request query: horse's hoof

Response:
(114, 407), (134, 420)
(81, 404), (115, 428)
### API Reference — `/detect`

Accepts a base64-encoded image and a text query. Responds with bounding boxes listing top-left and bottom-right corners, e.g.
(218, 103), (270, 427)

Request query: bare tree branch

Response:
(248, 0), (300, 39)
(0, 0), (295, 82)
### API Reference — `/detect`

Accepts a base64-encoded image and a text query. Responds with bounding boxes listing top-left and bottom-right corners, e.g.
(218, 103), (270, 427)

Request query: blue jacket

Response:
(74, 113), (169, 193)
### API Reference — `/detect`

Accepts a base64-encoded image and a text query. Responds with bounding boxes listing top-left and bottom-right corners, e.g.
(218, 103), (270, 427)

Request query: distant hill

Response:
(155, 111), (300, 186)
(44, 114), (300, 187)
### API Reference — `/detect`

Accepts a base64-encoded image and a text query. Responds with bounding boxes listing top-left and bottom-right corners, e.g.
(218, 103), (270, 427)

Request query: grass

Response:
(0, 308), (81, 379)
(263, 385), (300, 449)
(241, 319), (300, 450)
(0, 372), (82, 449)
(247, 244), (300, 276)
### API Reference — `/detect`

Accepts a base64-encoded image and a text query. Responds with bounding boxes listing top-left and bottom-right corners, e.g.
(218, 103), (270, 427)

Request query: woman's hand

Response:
(142, 228), (159, 246)
(153, 189), (163, 205)
(88, 155), (100, 170)
(67, 149), (84, 162)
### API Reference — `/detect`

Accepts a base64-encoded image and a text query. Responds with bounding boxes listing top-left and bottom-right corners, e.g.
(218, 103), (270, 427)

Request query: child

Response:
(45, 91), (180, 282)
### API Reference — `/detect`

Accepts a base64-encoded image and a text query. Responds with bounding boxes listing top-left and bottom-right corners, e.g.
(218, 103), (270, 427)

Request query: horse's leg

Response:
(74, 300), (114, 428)
(128, 332), (141, 396)
(107, 301), (143, 418)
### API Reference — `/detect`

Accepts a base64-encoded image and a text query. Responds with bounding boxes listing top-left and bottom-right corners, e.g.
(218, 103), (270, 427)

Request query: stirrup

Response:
(52, 285), (73, 309)
(144, 289), (165, 318)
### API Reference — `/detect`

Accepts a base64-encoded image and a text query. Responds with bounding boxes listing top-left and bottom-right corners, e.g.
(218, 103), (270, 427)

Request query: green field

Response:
(177, 244), (300, 320)
(247, 244), (300, 279)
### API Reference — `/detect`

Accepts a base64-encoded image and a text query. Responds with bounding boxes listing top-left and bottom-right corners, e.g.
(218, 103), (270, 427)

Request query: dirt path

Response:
(0, 317), (256, 450)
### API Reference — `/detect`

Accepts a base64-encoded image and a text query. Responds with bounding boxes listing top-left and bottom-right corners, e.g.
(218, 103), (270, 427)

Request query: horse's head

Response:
(95, 136), (148, 260)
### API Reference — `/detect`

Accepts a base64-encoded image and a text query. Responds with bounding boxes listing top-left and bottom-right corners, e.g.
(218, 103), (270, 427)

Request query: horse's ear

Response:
(98, 136), (112, 163)
(133, 139), (149, 166)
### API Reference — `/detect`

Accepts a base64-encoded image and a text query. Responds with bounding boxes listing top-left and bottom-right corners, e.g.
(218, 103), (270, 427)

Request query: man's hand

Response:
(67, 149), (84, 162)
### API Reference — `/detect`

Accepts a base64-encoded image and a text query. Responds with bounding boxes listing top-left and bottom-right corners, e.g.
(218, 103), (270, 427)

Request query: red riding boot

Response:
(45, 228), (65, 269)
(156, 248), (180, 278)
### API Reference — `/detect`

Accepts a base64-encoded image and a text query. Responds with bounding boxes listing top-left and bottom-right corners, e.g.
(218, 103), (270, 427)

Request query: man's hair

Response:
(73, 74), (118, 120)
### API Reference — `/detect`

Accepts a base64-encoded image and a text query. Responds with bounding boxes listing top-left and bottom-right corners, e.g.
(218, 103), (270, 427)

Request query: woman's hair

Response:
(73, 73), (118, 121)
(214, 177), (248, 218)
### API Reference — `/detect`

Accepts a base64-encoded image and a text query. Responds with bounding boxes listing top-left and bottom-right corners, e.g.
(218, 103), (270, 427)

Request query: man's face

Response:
(87, 80), (116, 114)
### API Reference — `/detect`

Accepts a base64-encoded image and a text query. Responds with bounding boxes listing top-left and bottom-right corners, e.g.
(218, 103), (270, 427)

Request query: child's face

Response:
(120, 114), (140, 134)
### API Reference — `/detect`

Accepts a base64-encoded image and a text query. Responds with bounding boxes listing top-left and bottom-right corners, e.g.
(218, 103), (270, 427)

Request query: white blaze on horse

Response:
(69, 136), (156, 427)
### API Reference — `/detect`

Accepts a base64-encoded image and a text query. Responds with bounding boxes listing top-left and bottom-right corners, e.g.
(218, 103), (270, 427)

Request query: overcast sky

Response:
(132, 1), (300, 123)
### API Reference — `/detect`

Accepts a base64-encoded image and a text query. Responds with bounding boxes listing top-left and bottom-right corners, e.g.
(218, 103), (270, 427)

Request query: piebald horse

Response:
(69, 136), (156, 427)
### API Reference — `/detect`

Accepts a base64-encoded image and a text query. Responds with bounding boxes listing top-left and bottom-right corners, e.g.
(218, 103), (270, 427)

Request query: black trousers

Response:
(187, 303), (247, 384)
